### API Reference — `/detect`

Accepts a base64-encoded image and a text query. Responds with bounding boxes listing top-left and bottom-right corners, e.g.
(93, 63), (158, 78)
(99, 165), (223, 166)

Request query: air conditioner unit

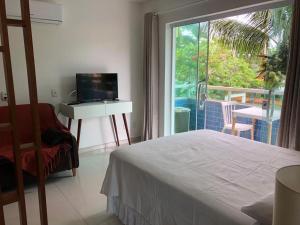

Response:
(6, 0), (63, 24)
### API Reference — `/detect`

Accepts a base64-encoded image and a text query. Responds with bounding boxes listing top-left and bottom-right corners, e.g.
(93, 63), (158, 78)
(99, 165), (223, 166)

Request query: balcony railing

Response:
(207, 85), (284, 95)
(206, 85), (284, 106)
(176, 84), (284, 102)
(175, 85), (284, 145)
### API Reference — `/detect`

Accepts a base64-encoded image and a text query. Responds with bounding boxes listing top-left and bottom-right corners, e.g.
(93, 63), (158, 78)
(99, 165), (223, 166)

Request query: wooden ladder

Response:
(0, 0), (48, 225)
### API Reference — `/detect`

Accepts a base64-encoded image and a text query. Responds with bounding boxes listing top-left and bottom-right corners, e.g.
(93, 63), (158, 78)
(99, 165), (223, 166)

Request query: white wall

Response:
(142, 0), (291, 136)
(0, 0), (143, 148)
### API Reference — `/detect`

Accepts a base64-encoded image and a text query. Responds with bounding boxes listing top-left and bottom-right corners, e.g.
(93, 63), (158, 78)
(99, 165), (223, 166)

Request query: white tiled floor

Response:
(4, 149), (123, 225)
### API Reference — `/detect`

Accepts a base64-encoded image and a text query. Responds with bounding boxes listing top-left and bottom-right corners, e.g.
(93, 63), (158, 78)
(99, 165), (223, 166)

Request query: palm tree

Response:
(211, 7), (292, 56)
(211, 6), (292, 119)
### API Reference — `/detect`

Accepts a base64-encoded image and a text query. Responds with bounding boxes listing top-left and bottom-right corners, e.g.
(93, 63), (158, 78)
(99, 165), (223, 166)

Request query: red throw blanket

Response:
(0, 143), (71, 176)
(0, 104), (75, 177)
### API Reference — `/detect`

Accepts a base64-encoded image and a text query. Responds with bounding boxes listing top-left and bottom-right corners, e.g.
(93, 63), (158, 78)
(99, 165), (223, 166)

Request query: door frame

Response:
(164, 1), (292, 136)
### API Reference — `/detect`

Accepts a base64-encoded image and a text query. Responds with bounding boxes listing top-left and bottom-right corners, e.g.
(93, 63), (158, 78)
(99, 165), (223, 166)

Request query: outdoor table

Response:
(232, 106), (281, 144)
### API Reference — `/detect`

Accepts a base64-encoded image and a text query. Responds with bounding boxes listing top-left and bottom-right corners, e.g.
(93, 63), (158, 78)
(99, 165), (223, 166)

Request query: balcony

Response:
(175, 85), (283, 145)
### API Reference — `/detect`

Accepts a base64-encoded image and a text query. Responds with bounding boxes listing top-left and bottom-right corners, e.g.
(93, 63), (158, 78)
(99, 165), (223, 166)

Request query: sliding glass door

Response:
(172, 22), (209, 134)
(171, 6), (292, 146)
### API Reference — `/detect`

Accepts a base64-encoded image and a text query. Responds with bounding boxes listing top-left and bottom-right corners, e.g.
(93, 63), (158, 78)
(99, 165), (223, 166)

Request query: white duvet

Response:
(101, 130), (300, 225)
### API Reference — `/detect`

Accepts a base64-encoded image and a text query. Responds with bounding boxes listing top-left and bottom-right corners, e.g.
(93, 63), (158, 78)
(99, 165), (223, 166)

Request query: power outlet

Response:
(0, 91), (8, 102)
(51, 89), (58, 98)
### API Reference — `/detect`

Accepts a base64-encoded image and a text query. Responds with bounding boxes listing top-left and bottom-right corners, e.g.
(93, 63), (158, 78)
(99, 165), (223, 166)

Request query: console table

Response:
(59, 100), (132, 147)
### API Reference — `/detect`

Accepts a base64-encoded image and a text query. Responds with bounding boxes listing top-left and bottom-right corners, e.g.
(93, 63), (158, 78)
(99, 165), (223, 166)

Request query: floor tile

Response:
(3, 150), (123, 225)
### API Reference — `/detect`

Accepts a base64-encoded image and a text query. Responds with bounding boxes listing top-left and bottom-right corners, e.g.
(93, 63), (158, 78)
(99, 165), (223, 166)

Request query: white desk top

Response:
(65, 100), (129, 108)
(60, 100), (132, 120)
(233, 106), (281, 121)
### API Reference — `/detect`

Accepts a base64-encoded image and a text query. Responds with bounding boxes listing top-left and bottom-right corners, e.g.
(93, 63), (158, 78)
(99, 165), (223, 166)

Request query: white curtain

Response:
(278, 0), (300, 150)
(142, 13), (159, 141)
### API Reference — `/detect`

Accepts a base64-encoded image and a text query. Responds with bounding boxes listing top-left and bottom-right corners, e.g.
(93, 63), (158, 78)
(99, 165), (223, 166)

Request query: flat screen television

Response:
(76, 73), (118, 103)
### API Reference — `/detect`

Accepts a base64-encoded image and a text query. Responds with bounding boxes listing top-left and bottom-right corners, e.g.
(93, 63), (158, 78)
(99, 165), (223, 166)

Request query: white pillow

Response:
(241, 193), (274, 225)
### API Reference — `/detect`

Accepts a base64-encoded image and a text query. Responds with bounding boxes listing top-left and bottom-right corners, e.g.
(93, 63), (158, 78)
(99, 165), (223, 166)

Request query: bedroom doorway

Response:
(171, 6), (292, 145)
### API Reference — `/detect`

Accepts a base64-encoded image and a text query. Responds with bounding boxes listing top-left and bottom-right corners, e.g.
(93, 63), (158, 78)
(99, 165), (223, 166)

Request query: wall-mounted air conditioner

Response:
(6, 0), (63, 25)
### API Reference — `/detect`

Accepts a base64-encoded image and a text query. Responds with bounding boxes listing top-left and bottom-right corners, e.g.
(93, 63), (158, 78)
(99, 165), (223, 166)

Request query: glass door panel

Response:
(196, 22), (209, 130)
(204, 6), (291, 145)
(172, 22), (209, 134)
(171, 5), (291, 145)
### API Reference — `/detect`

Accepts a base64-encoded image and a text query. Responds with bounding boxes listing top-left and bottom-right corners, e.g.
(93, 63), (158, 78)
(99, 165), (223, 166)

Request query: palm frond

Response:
(247, 10), (272, 33)
(269, 6), (292, 43)
(211, 19), (269, 55)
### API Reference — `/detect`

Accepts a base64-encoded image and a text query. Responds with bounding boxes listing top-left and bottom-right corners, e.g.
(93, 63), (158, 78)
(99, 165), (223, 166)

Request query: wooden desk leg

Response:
(112, 115), (120, 146)
(72, 168), (77, 177)
(68, 118), (72, 131)
(77, 119), (82, 147)
(0, 203), (5, 225)
(70, 118), (79, 177)
(267, 121), (272, 145)
(232, 117), (237, 136)
(122, 113), (131, 145)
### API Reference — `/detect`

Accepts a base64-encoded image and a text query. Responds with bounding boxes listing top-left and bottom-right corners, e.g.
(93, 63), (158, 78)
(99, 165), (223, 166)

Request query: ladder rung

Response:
(0, 191), (18, 206)
(0, 46), (3, 52)
(20, 143), (35, 153)
(0, 123), (12, 132)
(6, 19), (25, 27)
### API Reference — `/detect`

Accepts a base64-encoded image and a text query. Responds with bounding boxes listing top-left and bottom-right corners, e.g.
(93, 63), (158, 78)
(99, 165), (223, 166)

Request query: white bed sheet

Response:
(101, 130), (300, 225)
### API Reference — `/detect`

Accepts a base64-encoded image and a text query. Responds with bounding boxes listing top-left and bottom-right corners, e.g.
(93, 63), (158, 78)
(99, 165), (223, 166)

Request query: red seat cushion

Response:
(0, 103), (68, 146)
(0, 103), (70, 176)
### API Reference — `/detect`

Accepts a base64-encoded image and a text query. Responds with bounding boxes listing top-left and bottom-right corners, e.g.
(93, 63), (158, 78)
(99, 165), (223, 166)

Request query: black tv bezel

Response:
(76, 73), (118, 103)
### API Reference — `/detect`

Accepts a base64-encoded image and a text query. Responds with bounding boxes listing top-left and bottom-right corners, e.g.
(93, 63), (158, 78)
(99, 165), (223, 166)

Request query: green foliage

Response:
(211, 6), (292, 56)
(258, 43), (289, 90)
(174, 6), (292, 98)
(175, 25), (198, 84)
(175, 23), (208, 98)
(208, 41), (263, 88)
(211, 19), (269, 56)
(175, 26), (264, 97)
(270, 7), (292, 45)
(210, 6), (292, 92)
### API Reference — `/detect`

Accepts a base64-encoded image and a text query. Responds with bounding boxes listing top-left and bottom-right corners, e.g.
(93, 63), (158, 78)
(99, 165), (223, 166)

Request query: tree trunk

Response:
(267, 89), (274, 121)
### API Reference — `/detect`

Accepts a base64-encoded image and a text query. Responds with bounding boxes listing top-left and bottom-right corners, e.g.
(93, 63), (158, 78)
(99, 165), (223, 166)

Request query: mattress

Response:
(101, 130), (300, 225)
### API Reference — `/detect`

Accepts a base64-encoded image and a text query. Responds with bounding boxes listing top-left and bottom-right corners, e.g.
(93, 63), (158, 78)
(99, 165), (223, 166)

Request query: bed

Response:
(101, 130), (300, 225)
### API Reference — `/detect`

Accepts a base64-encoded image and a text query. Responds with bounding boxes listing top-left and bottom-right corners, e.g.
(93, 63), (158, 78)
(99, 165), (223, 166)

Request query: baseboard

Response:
(79, 136), (141, 154)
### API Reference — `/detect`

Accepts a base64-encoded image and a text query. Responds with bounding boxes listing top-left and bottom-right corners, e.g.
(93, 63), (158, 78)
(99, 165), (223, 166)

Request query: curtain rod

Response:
(154, 0), (208, 16)
(153, 0), (292, 16)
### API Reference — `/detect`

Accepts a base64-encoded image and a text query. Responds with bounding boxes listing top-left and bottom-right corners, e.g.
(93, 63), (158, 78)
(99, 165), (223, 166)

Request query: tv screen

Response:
(76, 73), (118, 103)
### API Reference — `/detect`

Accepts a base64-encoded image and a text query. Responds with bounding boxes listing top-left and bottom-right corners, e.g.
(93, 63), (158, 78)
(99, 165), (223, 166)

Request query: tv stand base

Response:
(61, 101), (133, 148)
